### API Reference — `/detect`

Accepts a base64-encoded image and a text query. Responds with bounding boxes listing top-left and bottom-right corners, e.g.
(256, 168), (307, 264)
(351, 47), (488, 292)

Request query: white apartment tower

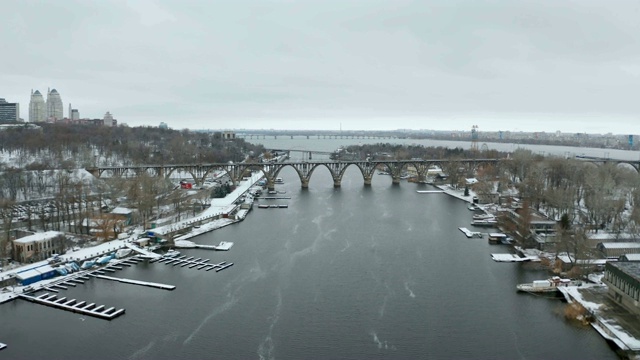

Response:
(29, 89), (46, 122)
(103, 111), (116, 126)
(46, 88), (64, 120)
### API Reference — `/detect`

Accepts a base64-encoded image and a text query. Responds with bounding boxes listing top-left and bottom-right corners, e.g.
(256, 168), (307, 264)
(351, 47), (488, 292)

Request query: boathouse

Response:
(596, 242), (640, 259)
(602, 260), (640, 316)
(15, 265), (58, 286)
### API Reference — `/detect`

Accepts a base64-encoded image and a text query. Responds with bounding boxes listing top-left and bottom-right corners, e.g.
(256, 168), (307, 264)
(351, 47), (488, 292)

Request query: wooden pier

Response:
(153, 256), (234, 272)
(19, 293), (125, 320)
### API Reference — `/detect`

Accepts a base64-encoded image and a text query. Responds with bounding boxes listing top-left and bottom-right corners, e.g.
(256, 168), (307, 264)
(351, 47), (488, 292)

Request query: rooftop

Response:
(610, 261), (640, 283)
(13, 231), (64, 244)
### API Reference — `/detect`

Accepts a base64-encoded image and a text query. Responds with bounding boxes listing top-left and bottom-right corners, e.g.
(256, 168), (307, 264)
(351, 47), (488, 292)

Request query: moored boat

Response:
(164, 249), (180, 258)
(517, 276), (583, 293)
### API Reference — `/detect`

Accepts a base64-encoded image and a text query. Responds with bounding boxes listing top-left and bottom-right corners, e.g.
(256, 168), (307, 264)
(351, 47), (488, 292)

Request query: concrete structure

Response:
(13, 231), (66, 263)
(86, 158), (501, 191)
(46, 88), (64, 121)
(223, 131), (236, 140)
(603, 260), (640, 316)
(29, 90), (46, 122)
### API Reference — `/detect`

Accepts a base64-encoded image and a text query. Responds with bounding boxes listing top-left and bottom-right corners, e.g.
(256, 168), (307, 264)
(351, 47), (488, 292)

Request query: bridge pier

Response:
(392, 176), (401, 184)
(363, 176), (372, 186)
(301, 179), (309, 188)
(333, 179), (341, 188)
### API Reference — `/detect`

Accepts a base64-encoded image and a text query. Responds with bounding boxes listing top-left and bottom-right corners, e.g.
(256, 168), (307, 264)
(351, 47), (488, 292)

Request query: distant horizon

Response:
(9, 117), (637, 137)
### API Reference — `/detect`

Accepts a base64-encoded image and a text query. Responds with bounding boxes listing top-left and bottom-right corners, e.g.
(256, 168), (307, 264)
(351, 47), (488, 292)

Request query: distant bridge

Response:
(237, 133), (398, 140)
(574, 155), (640, 171)
(86, 159), (502, 190)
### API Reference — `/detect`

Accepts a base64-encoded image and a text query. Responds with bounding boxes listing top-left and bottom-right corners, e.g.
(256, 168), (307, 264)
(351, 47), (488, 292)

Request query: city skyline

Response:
(3, 1), (640, 134)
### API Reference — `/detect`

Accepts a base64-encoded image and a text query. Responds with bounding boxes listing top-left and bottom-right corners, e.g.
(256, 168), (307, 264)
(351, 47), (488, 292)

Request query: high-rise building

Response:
(0, 98), (20, 122)
(46, 88), (64, 120)
(69, 103), (79, 120)
(103, 111), (116, 126)
(29, 90), (46, 122)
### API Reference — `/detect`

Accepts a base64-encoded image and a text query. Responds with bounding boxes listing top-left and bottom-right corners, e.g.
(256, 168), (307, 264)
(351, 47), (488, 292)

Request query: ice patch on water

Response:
(404, 281), (416, 298)
(370, 331), (395, 350)
(183, 295), (238, 345)
(379, 293), (389, 318)
(128, 340), (155, 360)
(340, 240), (351, 252)
(257, 290), (283, 360)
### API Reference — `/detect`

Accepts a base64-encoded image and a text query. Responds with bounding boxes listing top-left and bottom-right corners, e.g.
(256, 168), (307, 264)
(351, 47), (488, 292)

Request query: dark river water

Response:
(0, 166), (618, 359)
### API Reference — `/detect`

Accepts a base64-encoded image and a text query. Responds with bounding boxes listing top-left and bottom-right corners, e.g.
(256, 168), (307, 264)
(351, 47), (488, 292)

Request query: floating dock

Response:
(95, 275), (175, 290)
(459, 227), (483, 238)
(416, 190), (444, 194)
(213, 241), (233, 251)
(19, 294), (125, 320)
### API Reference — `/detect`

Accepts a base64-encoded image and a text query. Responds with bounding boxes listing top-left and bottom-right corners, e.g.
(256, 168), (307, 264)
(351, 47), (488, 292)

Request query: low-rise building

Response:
(603, 260), (640, 316)
(597, 242), (640, 259)
(13, 231), (66, 263)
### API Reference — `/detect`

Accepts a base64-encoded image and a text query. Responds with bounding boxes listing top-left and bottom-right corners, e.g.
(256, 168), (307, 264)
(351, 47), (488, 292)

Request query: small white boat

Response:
(472, 213), (495, 220)
(274, 177), (284, 184)
(164, 249), (180, 258)
(471, 219), (498, 227)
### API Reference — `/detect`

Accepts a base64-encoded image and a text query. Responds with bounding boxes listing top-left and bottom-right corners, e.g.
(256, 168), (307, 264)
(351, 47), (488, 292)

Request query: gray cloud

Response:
(2, 0), (639, 134)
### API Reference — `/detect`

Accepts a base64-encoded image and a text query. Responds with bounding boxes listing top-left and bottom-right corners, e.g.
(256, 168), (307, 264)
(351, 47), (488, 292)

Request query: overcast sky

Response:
(2, 0), (640, 134)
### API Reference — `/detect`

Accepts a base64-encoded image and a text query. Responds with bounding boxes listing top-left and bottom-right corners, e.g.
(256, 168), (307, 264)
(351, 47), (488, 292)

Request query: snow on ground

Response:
(151, 172), (263, 236)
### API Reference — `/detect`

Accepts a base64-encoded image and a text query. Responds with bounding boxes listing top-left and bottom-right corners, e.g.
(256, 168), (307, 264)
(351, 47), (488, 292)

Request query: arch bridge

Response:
(86, 159), (502, 191)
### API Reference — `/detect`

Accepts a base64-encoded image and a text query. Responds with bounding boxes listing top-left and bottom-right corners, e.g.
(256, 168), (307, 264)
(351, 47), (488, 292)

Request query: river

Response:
(246, 136), (640, 161)
(0, 164), (618, 359)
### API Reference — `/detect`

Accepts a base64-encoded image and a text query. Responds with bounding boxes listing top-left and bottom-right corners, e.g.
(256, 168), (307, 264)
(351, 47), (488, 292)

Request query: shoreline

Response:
(0, 172), (265, 304)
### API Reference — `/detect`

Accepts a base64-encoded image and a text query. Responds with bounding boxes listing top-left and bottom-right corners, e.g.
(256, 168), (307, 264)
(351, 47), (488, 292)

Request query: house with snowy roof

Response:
(13, 231), (65, 263)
